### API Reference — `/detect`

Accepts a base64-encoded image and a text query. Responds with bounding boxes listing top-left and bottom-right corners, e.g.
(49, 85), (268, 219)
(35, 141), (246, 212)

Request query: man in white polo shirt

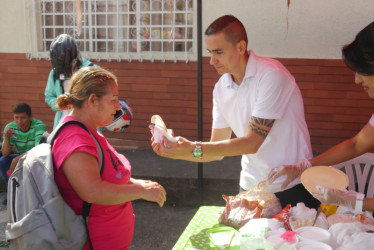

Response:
(152, 15), (317, 208)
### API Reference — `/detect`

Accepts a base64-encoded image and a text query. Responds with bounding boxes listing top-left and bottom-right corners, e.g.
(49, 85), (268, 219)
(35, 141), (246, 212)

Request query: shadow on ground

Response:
(0, 149), (242, 249)
(129, 201), (199, 250)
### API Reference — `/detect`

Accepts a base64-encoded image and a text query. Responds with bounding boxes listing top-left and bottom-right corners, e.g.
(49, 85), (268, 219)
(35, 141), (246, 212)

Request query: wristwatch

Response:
(192, 141), (203, 159)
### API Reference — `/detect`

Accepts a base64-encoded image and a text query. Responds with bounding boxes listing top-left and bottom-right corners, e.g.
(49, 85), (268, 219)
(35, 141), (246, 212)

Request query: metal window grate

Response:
(24, 0), (194, 62)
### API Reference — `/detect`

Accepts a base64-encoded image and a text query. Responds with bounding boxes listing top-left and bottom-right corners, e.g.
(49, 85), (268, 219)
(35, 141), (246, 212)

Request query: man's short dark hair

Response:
(205, 15), (248, 48)
(13, 103), (32, 116)
(342, 21), (374, 75)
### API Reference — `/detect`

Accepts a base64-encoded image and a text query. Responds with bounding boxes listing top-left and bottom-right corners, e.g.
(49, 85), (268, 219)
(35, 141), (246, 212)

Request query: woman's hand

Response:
(9, 155), (22, 174)
(132, 178), (167, 207)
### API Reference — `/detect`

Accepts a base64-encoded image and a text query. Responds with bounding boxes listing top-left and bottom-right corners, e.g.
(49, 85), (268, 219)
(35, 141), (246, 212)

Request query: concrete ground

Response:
(0, 149), (242, 249)
(129, 201), (199, 250)
(0, 192), (8, 249)
(0, 193), (199, 250)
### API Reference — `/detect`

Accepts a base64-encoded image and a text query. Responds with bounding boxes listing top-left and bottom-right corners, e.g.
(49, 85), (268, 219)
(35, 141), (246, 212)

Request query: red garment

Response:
(53, 116), (134, 249)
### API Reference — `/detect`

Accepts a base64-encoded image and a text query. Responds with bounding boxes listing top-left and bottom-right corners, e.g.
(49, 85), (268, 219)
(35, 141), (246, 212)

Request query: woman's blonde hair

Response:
(56, 66), (117, 110)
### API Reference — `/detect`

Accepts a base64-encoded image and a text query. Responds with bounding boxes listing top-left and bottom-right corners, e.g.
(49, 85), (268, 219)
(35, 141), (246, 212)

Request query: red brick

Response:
(1, 53), (373, 151)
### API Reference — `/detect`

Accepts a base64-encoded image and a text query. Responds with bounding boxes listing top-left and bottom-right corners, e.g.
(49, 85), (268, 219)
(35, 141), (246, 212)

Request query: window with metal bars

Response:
(24, 0), (194, 62)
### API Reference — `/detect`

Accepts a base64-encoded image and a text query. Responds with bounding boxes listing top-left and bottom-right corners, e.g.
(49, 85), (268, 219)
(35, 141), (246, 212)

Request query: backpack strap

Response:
(47, 120), (104, 249)
(47, 120), (104, 172)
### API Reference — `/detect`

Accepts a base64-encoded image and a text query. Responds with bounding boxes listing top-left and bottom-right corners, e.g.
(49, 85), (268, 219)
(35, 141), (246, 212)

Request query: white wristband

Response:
(355, 194), (365, 214)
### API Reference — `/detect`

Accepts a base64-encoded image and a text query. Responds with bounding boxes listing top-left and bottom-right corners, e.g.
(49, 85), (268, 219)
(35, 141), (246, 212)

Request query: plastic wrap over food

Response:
(237, 187), (282, 218)
(328, 222), (374, 249)
(328, 212), (374, 231)
(218, 187), (282, 229)
(289, 203), (329, 230)
(219, 195), (263, 229)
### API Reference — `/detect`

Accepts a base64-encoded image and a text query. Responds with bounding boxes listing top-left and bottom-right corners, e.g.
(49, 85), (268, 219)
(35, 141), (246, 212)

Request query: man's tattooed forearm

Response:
(249, 117), (275, 138)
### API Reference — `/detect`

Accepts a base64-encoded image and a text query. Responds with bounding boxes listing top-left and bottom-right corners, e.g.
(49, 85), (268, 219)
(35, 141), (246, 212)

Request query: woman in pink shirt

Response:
(53, 66), (166, 249)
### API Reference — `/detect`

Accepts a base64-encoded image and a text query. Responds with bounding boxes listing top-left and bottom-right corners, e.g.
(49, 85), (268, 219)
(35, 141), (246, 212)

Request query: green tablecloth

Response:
(172, 206), (240, 250)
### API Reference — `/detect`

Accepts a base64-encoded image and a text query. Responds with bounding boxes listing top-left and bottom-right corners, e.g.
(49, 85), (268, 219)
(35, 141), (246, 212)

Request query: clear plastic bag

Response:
(219, 187), (282, 229)
(219, 195), (263, 229)
(289, 203), (329, 230)
(237, 187), (283, 218)
(329, 222), (374, 249)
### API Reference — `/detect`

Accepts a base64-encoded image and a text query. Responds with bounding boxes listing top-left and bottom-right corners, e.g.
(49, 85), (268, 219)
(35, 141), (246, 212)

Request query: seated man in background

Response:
(1, 103), (46, 203)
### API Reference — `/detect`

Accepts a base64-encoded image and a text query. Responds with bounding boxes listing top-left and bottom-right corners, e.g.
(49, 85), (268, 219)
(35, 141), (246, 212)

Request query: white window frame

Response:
(23, 0), (197, 63)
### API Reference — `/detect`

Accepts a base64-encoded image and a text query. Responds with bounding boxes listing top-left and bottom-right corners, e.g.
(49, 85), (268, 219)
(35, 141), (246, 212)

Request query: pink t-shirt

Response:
(52, 116), (134, 250)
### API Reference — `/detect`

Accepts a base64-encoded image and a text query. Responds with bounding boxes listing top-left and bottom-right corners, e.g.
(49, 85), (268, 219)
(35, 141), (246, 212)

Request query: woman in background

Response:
(45, 34), (99, 128)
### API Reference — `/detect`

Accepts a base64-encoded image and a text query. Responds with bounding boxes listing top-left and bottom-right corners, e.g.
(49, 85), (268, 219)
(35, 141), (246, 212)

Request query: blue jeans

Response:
(0, 154), (19, 185)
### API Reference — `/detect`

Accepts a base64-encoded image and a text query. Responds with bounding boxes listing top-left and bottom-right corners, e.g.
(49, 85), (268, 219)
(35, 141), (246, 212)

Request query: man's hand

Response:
(151, 135), (193, 159)
(2, 128), (15, 156)
(4, 128), (14, 140)
(266, 158), (312, 191)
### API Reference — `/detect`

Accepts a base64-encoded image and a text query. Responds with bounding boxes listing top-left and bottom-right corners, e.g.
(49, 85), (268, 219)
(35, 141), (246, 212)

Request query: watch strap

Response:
(193, 141), (203, 159)
(355, 193), (365, 214)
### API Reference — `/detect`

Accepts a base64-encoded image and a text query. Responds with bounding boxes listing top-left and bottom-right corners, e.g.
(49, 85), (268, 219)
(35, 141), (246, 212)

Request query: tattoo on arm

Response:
(249, 116), (275, 138)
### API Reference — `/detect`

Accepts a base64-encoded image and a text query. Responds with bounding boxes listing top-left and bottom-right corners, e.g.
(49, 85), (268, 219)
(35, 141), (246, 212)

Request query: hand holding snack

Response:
(150, 115), (196, 159)
(149, 115), (176, 145)
(152, 135), (195, 159)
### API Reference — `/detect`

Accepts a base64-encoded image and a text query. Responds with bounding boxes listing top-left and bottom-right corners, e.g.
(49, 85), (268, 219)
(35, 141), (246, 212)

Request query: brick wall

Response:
(0, 53), (373, 153)
(280, 58), (374, 153)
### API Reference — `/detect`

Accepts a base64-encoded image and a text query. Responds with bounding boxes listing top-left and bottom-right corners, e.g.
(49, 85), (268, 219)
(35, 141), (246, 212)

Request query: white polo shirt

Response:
(212, 50), (312, 192)
(369, 114), (374, 126)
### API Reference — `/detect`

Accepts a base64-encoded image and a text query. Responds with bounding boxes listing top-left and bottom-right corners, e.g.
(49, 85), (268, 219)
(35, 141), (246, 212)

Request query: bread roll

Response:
(151, 115), (168, 131)
(150, 115), (176, 143)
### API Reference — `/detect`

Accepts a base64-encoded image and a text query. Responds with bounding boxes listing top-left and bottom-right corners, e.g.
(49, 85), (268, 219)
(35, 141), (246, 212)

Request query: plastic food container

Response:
(296, 240), (332, 250)
(240, 218), (284, 237)
(264, 229), (298, 250)
(206, 226), (238, 249)
(295, 226), (331, 244)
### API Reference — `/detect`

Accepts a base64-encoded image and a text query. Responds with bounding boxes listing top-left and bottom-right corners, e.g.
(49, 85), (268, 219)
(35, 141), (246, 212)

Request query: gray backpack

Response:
(5, 121), (103, 249)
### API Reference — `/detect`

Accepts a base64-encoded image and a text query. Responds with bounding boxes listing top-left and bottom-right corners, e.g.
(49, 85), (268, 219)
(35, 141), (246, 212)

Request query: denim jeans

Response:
(0, 154), (19, 185)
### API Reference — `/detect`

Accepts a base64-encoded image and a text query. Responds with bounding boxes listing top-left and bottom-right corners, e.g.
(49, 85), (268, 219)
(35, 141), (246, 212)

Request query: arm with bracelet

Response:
(266, 21), (374, 213)
(311, 186), (374, 213)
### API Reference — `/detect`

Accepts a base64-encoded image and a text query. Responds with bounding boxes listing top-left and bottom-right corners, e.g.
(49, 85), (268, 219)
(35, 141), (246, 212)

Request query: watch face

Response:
(193, 145), (202, 158)
(193, 150), (202, 158)
(193, 142), (202, 158)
